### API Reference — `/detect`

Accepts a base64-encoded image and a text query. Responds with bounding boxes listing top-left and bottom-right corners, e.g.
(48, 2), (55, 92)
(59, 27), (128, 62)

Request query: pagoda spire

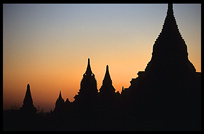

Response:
(100, 65), (115, 94)
(161, 3), (179, 34)
(54, 91), (65, 114)
(99, 65), (116, 106)
(23, 84), (33, 106)
(19, 84), (37, 114)
(103, 65), (112, 85)
(144, 3), (196, 74)
(167, 3), (173, 15)
(85, 58), (93, 76)
(59, 91), (62, 99)
(74, 58), (98, 107)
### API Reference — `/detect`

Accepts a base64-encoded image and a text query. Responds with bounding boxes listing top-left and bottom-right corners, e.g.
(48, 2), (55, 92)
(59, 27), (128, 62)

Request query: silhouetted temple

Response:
(19, 84), (37, 114)
(74, 58), (98, 108)
(122, 3), (201, 130)
(4, 4), (201, 131)
(145, 4), (196, 75)
(99, 65), (116, 107)
(53, 91), (65, 114)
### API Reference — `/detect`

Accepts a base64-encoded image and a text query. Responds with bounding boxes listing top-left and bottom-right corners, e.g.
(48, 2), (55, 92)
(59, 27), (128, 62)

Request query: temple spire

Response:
(167, 3), (173, 15)
(59, 91), (62, 99)
(145, 3), (196, 74)
(99, 65), (116, 106)
(74, 58), (98, 107)
(23, 84), (33, 105)
(53, 91), (65, 114)
(99, 65), (115, 93)
(103, 65), (112, 85)
(85, 58), (93, 76)
(19, 84), (37, 114)
(162, 3), (178, 33)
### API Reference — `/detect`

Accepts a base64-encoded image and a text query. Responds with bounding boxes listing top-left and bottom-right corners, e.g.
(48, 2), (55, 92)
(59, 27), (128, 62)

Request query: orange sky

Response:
(3, 4), (201, 112)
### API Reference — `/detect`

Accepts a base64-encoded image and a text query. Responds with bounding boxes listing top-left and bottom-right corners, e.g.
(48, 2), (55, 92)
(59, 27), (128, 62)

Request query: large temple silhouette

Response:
(3, 4), (201, 131)
(120, 4), (201, 130)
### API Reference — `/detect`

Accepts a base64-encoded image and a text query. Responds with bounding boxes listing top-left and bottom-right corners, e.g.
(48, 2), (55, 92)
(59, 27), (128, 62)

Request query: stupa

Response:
(74, 58), (98, 108)
(122, 4), (201, 130)
(19, 84), (37, 114)
(99, 65), (116, 106)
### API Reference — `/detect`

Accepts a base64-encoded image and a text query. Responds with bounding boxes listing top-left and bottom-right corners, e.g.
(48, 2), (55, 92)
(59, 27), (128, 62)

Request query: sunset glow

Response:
(3, 4), (201, 112)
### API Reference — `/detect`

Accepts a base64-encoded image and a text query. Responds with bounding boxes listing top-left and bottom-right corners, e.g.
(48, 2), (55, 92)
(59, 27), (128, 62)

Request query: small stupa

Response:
(19, 84), (37, 114)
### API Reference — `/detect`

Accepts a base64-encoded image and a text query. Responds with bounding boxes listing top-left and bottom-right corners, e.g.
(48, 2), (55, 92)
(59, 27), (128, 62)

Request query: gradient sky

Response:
(3, 4), (201, 112)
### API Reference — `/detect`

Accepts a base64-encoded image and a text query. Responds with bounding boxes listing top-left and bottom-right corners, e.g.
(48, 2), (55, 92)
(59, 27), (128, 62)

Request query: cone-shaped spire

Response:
(20, 84), (37, 114)
(100, 65), (115, 93)
(85, 58), (93, 76)
(167, 3), (173, 15)
(59, 91), (62, 99)
(99, 65), (116, 106)
(103, 65), (112, 85)
(161, 3), (179, 34)
(57, 91), (64, 102)
(54, 91), (65, 113)
(27, 83), (30, 89)
(23, 84), (33, 105)
(145, 3), (196, 74)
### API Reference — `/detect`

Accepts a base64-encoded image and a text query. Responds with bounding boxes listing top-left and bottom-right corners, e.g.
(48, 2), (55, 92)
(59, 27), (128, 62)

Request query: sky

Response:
(3, 4), (201, 112)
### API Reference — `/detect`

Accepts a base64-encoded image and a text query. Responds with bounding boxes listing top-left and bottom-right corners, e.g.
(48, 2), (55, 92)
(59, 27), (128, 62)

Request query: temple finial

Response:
(168, 3), (172, 9)
(103, 65), (112, 85)
(24, 84), (32, 104)
(27, 84), (30, 89)
(167, 3), (174, 15)
(59, 91), (62, 98)
(20, 84), (37, 114)
(85, 58), (93, 75)
(100, 65), (115, 96)
(88, 58), (90, 64)
(105, 65), (110, 79)
(106, 65), (109, 72)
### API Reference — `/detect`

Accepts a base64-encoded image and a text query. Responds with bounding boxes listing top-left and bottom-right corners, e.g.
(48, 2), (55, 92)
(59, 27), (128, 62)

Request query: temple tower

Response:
(145, 3), (196, 77)
(125, 4), (201, 130)
(99, 65), (116, 105)
(19, 84), (37, 114)
(53, 91), (65, 113)
(74, 58), (98, 108)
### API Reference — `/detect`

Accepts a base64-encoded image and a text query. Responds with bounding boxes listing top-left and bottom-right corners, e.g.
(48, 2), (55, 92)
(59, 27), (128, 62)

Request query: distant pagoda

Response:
(19, 84), (37, 114)
(99, 65), (116, 106)
(53, 91), (65, 113)
(74, 58), (98, 108)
